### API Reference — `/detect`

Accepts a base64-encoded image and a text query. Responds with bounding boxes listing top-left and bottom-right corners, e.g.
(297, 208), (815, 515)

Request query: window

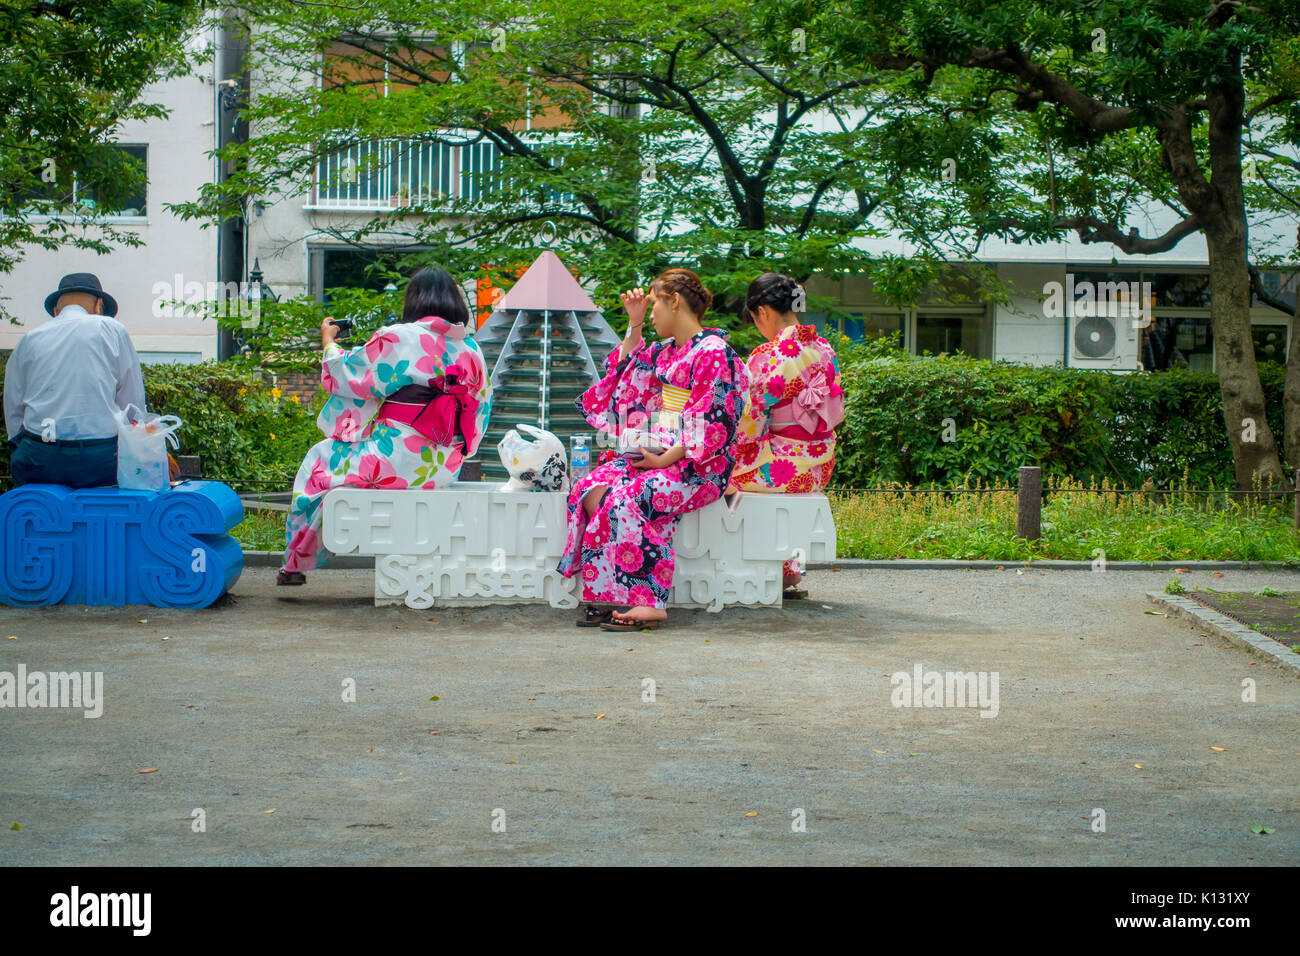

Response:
(317, 139), (387, 205)
(459, 138), (501, 201)
(313, 247), (408, 298)
(1252, 271), (1298, 311)
(314, 136), (500, 208)
(392, 139), (455, 202)
(817, 311), (904, 345)
(1252, 324), (1288, 364)
(16, 144), (147, 219)
(1151, 272), (1211, 308)
(861, 312), (905, 343)
(915, 311), (988, 358)
(321, 40), (453, 96)
(1140, 315), (1213, 371)
(78, 144), (147, 217)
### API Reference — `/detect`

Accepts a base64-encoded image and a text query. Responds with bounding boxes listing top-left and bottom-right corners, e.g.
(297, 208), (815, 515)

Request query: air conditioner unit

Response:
(1069, 311), (1139, 370)
(1073, 313), (1117, 360)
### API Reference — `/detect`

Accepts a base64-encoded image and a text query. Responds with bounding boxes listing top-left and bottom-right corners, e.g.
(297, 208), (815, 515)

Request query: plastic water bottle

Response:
(570, 434), (592, 483)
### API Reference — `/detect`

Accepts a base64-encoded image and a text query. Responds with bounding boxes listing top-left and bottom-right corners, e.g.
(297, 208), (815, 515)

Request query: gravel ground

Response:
(1, 565), (1297, 866)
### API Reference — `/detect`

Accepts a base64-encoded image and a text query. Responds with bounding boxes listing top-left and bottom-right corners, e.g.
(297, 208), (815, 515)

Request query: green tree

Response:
(809, 0), (1300, 491)
(0, 0), (204, 321)
(181, 0), (1007, 352)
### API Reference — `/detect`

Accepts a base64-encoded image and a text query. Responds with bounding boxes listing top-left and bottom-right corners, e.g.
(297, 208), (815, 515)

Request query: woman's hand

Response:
(321, 317), (340, 348)
(618, 288), (647, 361)
(629, 445), (685, 469)
(620, 287), (649, 329)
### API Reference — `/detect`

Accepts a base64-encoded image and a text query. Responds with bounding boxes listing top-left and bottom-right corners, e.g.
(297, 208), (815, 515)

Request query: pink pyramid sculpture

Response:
(498, 249), (598, 312)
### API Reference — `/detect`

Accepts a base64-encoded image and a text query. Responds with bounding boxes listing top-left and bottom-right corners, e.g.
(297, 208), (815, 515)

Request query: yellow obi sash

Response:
(660, 384), (691, 413)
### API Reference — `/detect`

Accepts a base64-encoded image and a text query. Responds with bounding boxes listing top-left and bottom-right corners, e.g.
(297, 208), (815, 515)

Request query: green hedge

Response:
(142, 362), (323, 483)
(832, 337), (1290, 490)
(0, 346), (1291, 493)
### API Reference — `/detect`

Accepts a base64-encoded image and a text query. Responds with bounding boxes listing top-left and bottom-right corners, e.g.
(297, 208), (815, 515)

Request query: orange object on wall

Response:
(475, 263), (528, 327)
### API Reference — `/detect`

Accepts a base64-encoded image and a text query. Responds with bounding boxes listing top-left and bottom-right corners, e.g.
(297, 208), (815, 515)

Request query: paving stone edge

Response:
(1146, 591), (1300, 677)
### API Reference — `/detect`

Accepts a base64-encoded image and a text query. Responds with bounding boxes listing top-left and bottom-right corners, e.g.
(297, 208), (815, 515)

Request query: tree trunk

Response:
(1247, 266), (1298, 522)
(1199, 85), (1285, 491)
(1204, 221), (1285, 491)
(1285, 308), (1300, 525)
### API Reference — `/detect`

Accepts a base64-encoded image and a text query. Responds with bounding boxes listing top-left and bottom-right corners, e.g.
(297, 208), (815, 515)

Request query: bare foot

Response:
(616, 605), (667, 622)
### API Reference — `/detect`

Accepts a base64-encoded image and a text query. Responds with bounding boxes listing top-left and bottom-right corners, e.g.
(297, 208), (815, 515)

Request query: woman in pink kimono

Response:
(726, 272), (844, 598)
(277, 267), (492, 585)
(557, 268), (749, 630)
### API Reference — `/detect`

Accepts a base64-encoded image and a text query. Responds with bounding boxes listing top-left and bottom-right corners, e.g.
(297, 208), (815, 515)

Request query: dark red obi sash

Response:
(376, 381), (468, 447)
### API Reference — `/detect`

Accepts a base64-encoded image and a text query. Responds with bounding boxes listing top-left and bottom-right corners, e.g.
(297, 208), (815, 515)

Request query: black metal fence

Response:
(2, 463), (1297, 533)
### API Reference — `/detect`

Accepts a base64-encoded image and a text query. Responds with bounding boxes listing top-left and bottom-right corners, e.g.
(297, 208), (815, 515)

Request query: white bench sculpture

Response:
(320, 482), (836, 612)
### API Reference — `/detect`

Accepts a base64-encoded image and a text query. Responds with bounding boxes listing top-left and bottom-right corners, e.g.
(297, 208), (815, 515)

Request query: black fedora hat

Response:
(44, 272), (118, 318)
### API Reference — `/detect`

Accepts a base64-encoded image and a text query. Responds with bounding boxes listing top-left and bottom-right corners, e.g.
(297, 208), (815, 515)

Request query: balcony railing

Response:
(311, 136), (502, 210)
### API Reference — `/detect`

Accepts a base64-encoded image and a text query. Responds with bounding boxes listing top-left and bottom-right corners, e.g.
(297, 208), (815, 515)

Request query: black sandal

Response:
(599, 611), (662, 632)
(576, 605), (615, 627)
(276, 569), (306, 586)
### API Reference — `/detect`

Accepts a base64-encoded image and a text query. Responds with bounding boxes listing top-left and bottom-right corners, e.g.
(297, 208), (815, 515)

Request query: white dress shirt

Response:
(3, 304), (147, 441)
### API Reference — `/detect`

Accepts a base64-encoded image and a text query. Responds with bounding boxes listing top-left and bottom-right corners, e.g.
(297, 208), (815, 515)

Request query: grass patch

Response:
(229, 481), (1300, 563)
(830, 480), (1300, 562)
(232, 508), (286, 551)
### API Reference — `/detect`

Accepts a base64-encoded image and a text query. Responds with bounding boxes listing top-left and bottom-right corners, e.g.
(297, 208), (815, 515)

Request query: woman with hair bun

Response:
(728, 272), (844, 598)
(557, 268), (749, 630)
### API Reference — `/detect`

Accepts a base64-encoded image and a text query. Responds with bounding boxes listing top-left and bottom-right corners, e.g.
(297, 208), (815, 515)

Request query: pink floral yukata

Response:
(729, 323), (842, 495)
(282, 316), (492, 572)
(557, 328), (749, 609)
(727, 323), (843, 579)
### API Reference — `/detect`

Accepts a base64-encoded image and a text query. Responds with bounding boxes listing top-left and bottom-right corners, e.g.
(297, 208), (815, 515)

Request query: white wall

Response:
(993, 263), (1068, 365)
(0, 37), (222, 362)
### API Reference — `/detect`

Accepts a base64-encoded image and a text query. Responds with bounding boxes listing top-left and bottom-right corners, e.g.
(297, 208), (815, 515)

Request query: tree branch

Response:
(1058, 213), (1202, 253)
(1248, 265), (1296, 316)
(1245, 92), (1299, 124)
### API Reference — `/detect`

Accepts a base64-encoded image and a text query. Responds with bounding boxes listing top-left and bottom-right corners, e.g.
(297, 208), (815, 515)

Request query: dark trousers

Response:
(10, 431), (117, 489)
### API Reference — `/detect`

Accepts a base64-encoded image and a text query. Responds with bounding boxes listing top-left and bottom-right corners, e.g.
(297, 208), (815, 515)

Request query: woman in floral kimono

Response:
(557, 268), (749, 630)
(277, 267), (492, 585)
(726, 272), (844, 598)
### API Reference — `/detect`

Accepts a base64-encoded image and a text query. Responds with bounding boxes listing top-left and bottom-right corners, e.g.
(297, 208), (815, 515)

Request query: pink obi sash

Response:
(767, 364), (845, 441)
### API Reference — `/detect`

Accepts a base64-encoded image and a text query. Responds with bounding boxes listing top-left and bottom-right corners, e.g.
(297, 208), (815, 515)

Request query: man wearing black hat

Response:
(3, 273), (146, 487)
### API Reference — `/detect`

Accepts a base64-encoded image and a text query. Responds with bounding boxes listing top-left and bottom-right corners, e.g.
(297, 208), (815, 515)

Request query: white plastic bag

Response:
(497, 424), (569, 492)
(115, 404), (182, 492)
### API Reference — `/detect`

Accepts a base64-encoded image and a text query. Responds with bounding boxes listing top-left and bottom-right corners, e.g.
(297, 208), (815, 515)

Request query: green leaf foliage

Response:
(833, 339), (1291, 490)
